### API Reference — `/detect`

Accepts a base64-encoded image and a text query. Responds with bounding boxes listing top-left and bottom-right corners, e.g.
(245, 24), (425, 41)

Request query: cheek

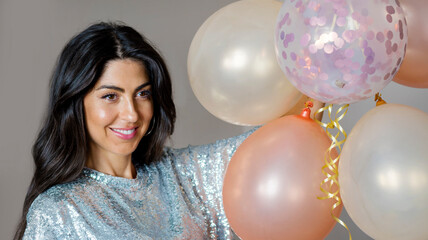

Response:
(146, 104), (154, 119)
(137, 101), (154, 120)
(85, 103), (115, 130)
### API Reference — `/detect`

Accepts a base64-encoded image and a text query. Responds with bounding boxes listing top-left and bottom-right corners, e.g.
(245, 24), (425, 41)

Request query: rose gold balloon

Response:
(394, 0), (428, 88)
(223, 109), (341, 240)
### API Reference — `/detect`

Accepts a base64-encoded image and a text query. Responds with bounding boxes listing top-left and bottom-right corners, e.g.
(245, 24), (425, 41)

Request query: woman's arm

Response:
(167, 96), (324, 239)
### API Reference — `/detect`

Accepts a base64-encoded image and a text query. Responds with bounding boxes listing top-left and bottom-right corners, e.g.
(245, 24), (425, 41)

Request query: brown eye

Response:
(137, 90), (151, 99)
(102, 93), (117, 101)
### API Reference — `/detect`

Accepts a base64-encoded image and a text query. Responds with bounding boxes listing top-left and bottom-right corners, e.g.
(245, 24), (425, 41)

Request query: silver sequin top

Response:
(23, 129), (256, 240)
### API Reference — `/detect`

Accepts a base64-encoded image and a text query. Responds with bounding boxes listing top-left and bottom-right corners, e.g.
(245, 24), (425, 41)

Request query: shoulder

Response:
(27, 177), (90, 222)
(33, 176), (89, 205)
(24, 178), (90, 238)
(162, 145), (189, 158)
(161, 145), (197, 167)
(24, 185), (69, 239)
(154, 146), (196, 176)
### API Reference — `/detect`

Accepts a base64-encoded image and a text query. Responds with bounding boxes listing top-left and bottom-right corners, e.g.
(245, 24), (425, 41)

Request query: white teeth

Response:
(112, 128), (135, 135)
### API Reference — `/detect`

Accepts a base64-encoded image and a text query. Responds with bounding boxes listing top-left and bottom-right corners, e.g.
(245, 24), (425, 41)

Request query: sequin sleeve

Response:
(186, 127), (259, 189)
(169, 127), (259, 239)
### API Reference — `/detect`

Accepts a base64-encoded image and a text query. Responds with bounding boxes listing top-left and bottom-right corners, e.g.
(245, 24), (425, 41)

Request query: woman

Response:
(14, 22), (256, 240)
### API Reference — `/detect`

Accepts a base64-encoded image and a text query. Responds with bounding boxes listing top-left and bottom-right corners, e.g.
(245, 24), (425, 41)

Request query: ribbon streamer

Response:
(315, 104), (352, 240)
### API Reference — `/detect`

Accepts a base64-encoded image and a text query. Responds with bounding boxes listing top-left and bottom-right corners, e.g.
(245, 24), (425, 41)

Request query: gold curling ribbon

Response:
(315, 104), (352, 240)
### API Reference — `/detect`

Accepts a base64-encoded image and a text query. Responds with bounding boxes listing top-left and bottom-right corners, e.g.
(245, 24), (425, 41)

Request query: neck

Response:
(85, 149), (137, 179)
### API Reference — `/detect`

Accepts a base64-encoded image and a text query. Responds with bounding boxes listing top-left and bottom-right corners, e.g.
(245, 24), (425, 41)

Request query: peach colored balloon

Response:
(223, 112), (341, 240)
(394, 0), (428, 88)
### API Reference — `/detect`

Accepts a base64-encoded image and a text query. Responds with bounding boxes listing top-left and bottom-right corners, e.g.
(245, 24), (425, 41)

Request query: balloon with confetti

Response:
(274, 0), (408, 104)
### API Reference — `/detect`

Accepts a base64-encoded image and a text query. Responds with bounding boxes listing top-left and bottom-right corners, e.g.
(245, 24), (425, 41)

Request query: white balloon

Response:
(188, 0), (301, 126)
(339, 104), (428, 240)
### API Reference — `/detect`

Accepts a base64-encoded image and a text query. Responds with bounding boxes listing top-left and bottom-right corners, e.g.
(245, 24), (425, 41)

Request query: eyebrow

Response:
(95, 82), (152, 93)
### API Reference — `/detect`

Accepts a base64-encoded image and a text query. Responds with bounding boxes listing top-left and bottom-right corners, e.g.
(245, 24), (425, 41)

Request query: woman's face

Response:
(83, 59), (153, 158)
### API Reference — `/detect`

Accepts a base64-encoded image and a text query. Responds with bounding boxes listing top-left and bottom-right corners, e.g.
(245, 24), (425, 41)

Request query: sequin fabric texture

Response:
(23, 129), (256, 240)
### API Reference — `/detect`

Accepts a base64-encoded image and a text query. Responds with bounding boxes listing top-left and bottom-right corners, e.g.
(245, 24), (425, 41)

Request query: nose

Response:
(121, 98), (138, 123)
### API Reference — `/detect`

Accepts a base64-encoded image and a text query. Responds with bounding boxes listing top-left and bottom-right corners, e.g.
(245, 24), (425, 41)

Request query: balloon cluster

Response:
(188, 0), (427, 239)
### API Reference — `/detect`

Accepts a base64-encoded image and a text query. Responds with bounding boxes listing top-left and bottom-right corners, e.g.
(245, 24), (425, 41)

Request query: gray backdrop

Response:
(1, 0), (427, 239)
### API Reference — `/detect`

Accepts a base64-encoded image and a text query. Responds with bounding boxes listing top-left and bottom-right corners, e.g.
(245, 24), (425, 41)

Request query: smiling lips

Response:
(110, 127), (138, 140)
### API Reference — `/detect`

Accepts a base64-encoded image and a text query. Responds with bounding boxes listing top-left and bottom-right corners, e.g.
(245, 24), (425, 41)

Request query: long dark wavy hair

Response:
(14, 22), (176, 240)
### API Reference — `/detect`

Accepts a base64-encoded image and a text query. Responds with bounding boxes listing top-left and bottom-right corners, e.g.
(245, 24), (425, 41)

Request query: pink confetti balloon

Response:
(275, 0), (408, 104)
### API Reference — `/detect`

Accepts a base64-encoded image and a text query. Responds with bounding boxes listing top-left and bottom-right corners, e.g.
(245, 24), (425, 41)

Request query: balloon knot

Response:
(375, 93), (387, 106)
(300, 101), (314, 119)
(305, 101), (314, 108)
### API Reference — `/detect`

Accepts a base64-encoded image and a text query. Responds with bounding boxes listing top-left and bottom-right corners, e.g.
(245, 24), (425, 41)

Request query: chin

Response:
(110, 145), (139, 156)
